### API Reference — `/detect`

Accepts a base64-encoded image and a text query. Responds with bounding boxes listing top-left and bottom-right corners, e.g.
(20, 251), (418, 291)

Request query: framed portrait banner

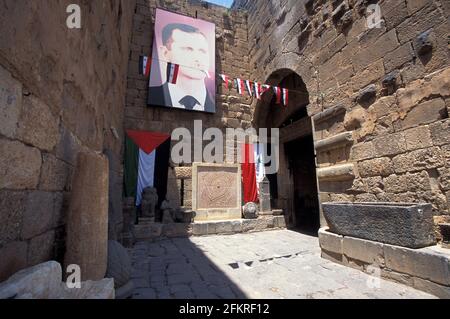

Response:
(147, 8), (216, 114)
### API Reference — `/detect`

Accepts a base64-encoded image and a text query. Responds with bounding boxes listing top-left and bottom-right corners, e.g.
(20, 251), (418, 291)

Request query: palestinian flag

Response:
(139, 56), (151, 77)
(261, 84), (271, 95)
(124, 130), (171, 207)
(166, 62), (180, 84)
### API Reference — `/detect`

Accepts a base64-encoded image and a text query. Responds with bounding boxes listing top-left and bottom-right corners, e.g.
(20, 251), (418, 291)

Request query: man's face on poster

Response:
(161, 27), (211, 81)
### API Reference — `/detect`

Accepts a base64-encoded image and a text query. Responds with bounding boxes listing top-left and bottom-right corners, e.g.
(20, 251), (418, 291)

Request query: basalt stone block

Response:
(323, 202), (435, 248)
(415, 30), (433, 56)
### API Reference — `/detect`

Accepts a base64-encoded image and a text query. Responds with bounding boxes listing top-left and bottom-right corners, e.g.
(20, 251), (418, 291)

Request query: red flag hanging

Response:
(241, 143), (259, 203)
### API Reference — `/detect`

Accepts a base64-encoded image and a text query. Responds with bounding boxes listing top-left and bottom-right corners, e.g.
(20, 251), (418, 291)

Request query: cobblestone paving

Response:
(129, 230), (435, 299)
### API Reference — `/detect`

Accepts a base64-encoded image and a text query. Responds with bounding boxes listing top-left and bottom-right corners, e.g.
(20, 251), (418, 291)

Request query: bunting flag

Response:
(241, 143), (259, 203)
(235, 78), (245, 95)
(245, 80), (253, 97)
(124, 130), (171, 207)
(139, 56), (152, 77)
(253, 82), (261, 99)
(282, 88), (289, 107)
(220, 74), (230, 89)
(166, 62), (180, 84)
(261, 84), (272, 95)
(273, 86), (282, 104)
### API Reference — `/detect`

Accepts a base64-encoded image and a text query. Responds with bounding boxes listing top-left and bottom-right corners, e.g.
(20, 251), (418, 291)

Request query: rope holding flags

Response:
(139, 55), (289, 106)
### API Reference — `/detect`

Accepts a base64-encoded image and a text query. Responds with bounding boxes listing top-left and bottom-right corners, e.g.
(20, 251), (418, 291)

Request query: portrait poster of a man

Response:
(148, 9), (216, 113)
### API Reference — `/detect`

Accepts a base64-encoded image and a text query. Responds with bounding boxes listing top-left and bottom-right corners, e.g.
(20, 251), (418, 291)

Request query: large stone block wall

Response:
(124, 0), (251, 208)
(233, 0), (450, 238)
(0, 0), (136, 281)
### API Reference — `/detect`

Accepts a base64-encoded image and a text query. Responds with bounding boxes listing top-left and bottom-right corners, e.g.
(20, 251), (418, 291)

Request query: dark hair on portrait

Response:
(162, 23), (207, 48)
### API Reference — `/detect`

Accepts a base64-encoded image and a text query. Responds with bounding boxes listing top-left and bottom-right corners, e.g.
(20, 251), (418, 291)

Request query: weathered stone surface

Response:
(0, 65), (22, 138)
(105, 240), (131, 289)
(350, 142), (375, 161)
(358, 157), (393, 177)
(243, 202), (259, 219)
(343, 236), (385, 266)
(0, 261), (61, 299)
(192, 163), (242, 221)
(0, 241), (28, 283)
(64, 152), (109, 281)
(403, 126), (432, 151)
(399, 98), (446, 130)
(17, 96), (60, 152)
(373, 132), (407, 157)
(323, 202), (435, 248)
(27, 230), (55, 267)
(39, 153), (71, 191)
(384, 245), (450, 286)
(318, 227), (343, 255)
(317, 164), (355, 181)
(392, 147), (444, 173)
(429, 119), (450, 146)
(60, 278), (115, 299)
(21, 191), (59, 240)
(0, 139), (42, 190)
(0, 191), (26, 247)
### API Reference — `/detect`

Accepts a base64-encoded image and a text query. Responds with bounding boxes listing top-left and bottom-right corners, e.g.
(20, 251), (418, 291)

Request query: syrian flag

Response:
(139, 56), (151, 77)
(273, 86), (282, 104)
(166, 62), (180, 84)
(124, 130), (171, 207)
(235, 78), (245, 95)
(245, 80), (253, 97)
(282, 88), (289, 106)
(220, 74), (231, 90)
(261, 84), (271, 95)
(253, 82), (262, 99)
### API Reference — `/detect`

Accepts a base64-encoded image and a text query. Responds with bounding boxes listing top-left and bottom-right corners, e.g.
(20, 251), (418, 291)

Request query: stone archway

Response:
(253, 69), (321, 233)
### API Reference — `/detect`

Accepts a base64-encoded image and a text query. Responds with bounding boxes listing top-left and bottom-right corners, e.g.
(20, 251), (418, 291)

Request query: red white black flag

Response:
(245, 80), (253, 97)
(166, 63), (180, 84)
(253, 82), (262, 99)
(273, 86), (282, 104)
(139, 56), (151, 77)
(235, 78), (245, 95)
(220, 74), (231, 89)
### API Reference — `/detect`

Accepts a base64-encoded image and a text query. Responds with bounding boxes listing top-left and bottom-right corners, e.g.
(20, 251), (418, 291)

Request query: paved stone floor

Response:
(129, 229), (435, 299)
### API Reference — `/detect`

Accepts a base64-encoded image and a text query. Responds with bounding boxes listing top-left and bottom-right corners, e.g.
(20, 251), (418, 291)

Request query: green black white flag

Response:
(124, 130), (171, 207)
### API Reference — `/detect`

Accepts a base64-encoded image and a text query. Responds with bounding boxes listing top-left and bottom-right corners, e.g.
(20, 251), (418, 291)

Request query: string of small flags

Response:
(139, 56), (289, 106)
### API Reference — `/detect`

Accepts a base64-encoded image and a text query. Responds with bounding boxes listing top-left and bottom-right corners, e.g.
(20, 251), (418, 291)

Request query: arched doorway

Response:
(254, 70), (321, 235)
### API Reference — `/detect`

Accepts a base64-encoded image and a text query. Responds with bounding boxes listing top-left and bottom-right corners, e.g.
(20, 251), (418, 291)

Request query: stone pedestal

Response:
(259, 176), (271, 213)
(64, 152), (109, 281)
(192, 163), (242, 221)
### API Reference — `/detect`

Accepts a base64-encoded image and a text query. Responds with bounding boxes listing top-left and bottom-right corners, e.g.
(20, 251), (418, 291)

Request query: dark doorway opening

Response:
(285, 134), (320, 235)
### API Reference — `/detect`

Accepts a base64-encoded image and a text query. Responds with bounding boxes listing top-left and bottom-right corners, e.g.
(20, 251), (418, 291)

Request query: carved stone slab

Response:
(192, 163), (242, 221)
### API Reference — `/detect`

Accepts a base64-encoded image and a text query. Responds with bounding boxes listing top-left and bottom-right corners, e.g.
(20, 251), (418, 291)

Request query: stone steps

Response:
(133, 216), (287, 241)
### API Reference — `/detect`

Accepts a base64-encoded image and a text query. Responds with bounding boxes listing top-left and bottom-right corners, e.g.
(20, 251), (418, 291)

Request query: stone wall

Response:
(233, 0), (450, 238)
(124, 0), (251, 208)
(0, 0), (136, 281)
